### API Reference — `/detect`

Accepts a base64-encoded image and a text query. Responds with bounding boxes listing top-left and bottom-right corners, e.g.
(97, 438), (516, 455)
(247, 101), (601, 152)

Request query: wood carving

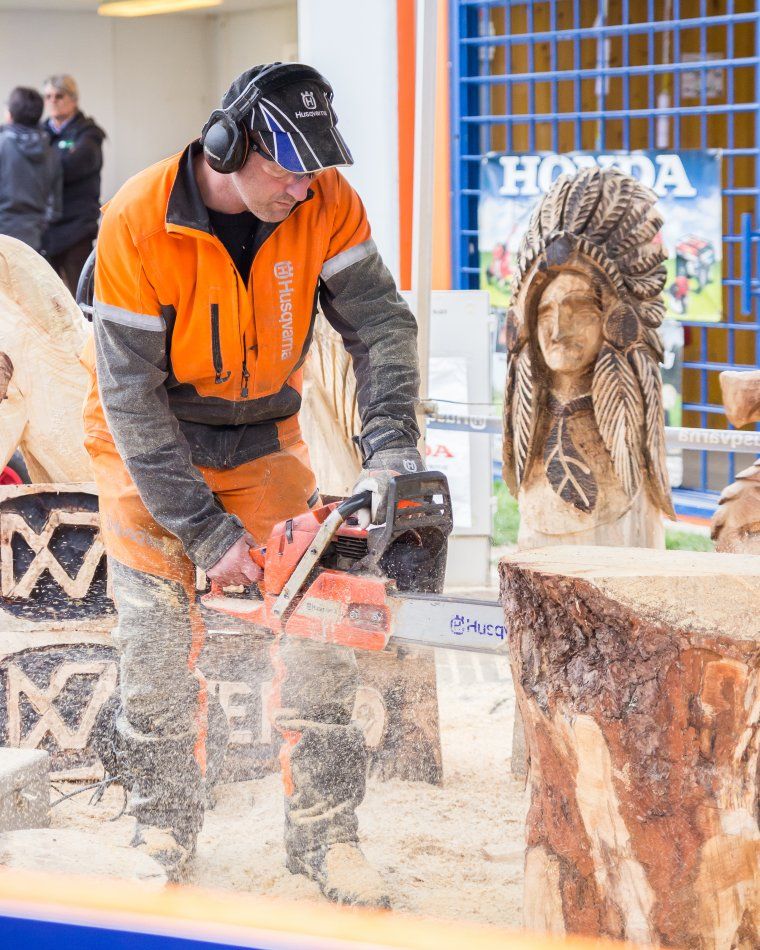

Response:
(0, 236), (92, 483)
(503, 167), (675, 550)
(500, 545), (760, 948)
(300, 314), (363, 496)
(711, 369), (760, 554)
(720, 369), (760, 429)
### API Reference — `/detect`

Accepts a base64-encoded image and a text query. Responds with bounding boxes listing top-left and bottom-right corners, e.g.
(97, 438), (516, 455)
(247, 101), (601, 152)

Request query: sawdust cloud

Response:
(50, 651), (527, 929)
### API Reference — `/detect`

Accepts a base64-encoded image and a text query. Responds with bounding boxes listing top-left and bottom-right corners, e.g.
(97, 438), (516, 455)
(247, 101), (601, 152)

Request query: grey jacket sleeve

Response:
(318, 238), (420, 454)
(93, 301), (245, 570)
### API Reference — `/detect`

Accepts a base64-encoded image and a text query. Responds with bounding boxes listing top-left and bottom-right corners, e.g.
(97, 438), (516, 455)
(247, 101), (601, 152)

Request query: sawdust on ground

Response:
(50, 650), (526, 930)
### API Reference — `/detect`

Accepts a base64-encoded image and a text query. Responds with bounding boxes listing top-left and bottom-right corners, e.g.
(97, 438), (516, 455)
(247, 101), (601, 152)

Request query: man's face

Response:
(44, 86), (77, 124)
(230, 149), (319, 222)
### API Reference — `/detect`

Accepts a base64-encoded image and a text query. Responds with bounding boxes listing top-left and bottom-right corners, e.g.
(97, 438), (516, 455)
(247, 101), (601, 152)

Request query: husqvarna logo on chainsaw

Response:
(301, 90), (317, 110)
(274, 261), (295, 360)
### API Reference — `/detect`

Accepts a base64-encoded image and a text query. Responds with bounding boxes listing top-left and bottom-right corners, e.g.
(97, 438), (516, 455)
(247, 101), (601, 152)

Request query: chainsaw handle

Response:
(338, 490), (372, 520)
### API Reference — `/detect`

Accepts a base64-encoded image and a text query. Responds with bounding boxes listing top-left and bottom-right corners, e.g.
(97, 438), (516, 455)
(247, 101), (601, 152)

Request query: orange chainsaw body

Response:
(205, 499), (394, 651)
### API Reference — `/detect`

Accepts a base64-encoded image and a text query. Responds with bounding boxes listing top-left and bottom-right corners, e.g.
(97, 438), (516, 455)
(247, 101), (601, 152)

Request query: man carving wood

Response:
(81, 63), (423, 901)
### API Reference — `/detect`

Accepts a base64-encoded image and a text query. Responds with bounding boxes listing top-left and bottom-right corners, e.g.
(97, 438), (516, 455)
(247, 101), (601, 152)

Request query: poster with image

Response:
(479, 150), (723, 325)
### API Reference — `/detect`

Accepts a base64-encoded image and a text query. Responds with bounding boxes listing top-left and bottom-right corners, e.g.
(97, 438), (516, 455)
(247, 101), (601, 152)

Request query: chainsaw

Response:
(202, 472), (506, 656)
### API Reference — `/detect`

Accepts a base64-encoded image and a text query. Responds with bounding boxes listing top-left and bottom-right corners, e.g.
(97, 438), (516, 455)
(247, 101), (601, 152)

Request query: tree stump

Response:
(500, 545), (760, 949)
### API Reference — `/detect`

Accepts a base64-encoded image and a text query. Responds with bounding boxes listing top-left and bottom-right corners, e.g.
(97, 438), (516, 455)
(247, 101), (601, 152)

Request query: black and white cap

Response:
(222, 63), (354, 174)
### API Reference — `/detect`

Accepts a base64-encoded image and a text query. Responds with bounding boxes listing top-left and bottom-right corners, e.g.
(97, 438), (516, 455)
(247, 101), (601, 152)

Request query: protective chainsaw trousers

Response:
(84, 431), (368, 856)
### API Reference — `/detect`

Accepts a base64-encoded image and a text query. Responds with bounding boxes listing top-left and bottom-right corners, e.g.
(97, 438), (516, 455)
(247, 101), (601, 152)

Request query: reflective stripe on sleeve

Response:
(320, 238), (376, 282)
(94, 300), (166, 331)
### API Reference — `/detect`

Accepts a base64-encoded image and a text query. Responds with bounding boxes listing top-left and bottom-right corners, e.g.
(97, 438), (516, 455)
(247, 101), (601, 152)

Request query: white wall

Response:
(212, 5), (298, 104)
(298, 0), (400, 281)
(0, 11), (119, 198)
(110, 15), (217, 191)
(0, 4), (298, 203)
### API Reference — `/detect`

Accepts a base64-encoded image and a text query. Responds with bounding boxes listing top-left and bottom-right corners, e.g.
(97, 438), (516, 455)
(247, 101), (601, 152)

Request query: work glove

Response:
(206, 531), (263, 588)
(352, 446), (425, 530)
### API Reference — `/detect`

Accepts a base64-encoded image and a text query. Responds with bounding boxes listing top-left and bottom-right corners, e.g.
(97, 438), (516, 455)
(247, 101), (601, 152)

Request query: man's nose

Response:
(285, 177), (311, 201)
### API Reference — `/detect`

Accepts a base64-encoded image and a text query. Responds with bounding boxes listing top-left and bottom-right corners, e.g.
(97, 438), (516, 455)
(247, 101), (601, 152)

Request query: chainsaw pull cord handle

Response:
(270, 490), (372, 619)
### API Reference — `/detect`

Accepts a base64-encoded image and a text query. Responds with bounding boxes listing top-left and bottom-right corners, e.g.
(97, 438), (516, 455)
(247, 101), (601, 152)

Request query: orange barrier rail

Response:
(0, 867), (639, 950)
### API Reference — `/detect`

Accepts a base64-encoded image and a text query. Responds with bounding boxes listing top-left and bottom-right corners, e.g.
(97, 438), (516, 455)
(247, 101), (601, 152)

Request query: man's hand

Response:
(206, 532), (263, 587)
(352, 447), (425, 529)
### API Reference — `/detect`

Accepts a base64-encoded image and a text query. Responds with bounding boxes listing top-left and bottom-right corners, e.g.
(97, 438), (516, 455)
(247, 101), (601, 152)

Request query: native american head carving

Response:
(503, 166), (675, 519)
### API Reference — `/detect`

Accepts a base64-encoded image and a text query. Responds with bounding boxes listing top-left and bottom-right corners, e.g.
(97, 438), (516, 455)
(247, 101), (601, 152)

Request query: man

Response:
(42, 74), (105, 293)
(81, 63), (422, 907)
(0, 87), (61, 251)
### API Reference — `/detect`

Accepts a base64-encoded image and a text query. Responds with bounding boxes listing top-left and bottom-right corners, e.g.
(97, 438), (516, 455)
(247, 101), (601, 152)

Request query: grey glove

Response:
(352, 446), (425, 528)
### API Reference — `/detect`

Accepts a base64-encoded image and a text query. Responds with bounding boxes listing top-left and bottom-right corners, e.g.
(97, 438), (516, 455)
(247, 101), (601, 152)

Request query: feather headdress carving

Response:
(502, 166), (675, 518)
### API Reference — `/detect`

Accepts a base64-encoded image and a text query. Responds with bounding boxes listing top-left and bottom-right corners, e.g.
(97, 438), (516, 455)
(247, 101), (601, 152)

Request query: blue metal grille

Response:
(450, 0), (760, 514)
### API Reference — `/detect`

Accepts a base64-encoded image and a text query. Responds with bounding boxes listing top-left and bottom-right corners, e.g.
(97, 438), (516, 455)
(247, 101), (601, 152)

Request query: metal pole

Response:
(412, 0), (438, 447)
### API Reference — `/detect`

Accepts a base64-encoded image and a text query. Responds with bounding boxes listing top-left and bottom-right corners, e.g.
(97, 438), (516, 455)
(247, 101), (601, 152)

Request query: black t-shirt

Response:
(207, 207), (259, 284)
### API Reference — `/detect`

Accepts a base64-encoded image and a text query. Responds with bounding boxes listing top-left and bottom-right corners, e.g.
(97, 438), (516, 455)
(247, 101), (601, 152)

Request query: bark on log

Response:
(500, 545), (760, 949)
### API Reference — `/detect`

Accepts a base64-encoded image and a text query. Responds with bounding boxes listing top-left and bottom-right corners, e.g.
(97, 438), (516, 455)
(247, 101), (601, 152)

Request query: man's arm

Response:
(93, 205), (245, 570)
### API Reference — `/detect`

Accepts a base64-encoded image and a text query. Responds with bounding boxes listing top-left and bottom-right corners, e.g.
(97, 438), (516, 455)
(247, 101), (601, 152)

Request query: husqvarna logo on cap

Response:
(301, 90), (317, 111)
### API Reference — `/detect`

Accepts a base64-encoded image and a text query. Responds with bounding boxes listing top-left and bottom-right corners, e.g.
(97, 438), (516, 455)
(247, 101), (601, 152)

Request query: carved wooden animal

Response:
(0, 237), (92, 483)
(501, 546), (760, 948)
(711, 369), (760, 554)
(503, 166), (674, 551)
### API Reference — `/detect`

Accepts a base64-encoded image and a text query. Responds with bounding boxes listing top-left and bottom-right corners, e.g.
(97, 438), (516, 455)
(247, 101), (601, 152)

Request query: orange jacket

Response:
(82, 142), (419, 569)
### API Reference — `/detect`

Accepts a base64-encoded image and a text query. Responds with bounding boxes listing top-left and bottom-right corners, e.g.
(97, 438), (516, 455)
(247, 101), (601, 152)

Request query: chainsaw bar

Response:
(387, 592), (506, 655)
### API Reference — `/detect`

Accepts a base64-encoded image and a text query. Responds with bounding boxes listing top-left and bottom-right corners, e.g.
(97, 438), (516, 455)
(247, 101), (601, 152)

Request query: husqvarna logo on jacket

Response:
(274, 261), (295, 360)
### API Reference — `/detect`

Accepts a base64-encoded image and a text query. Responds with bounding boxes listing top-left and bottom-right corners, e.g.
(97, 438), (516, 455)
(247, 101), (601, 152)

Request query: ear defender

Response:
(201, 109), (250, 174)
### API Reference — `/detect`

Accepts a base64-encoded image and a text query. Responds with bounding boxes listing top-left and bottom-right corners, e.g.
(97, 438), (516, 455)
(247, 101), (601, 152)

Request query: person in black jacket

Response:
(42, 74), (105, 294)
(0, 87), (61, 252)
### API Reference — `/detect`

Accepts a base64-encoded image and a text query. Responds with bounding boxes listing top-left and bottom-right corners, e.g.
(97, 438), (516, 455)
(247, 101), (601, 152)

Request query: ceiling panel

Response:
(0, 0), (288, 12)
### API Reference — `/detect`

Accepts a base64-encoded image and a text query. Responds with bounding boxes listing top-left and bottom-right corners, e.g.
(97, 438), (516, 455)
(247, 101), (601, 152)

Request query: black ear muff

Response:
(201, 110), (249, 174)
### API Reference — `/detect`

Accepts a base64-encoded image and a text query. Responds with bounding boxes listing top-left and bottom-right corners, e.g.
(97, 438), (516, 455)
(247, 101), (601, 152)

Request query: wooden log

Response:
(500, 545), (760, 948)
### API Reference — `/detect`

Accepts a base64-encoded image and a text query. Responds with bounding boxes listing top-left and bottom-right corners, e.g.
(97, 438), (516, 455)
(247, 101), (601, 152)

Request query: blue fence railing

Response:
(450, 0), (760, 515)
